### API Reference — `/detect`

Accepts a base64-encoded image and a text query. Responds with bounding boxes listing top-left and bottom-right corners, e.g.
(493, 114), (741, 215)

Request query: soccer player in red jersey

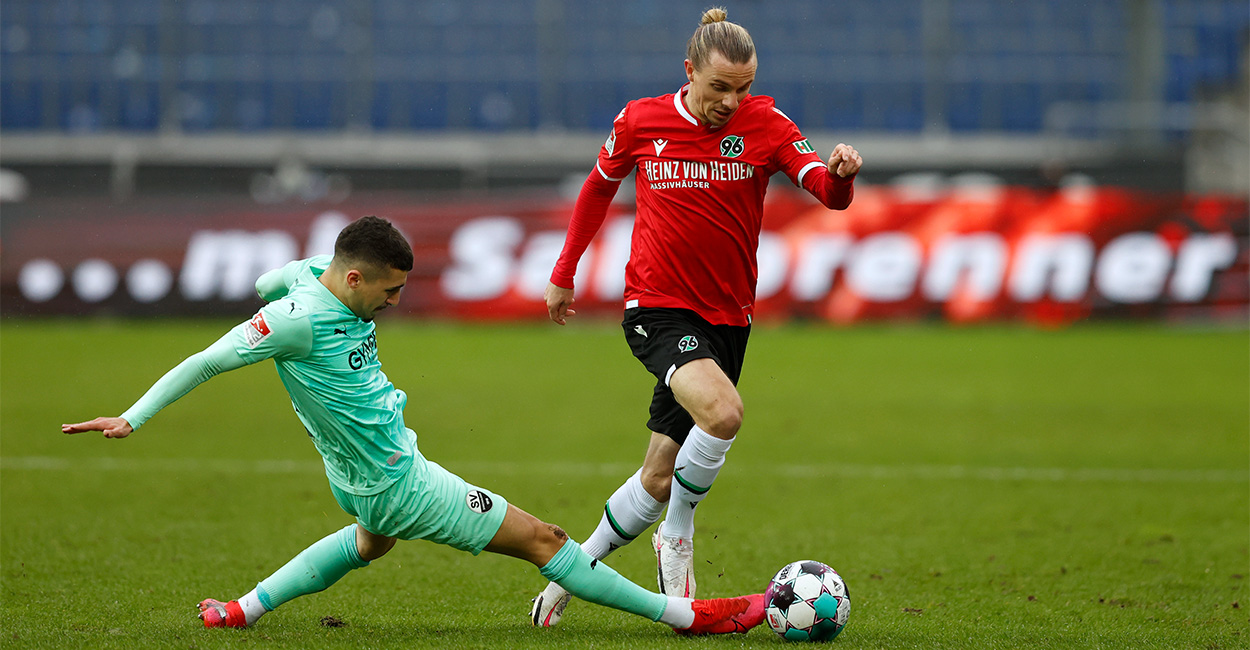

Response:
(530, 6), (862, 626)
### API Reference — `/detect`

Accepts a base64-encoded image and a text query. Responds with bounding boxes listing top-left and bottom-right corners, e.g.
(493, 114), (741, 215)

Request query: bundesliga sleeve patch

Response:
(604, 129), (617, 157)
(792, 139), (815, 155)
(244, 312), (272, 348)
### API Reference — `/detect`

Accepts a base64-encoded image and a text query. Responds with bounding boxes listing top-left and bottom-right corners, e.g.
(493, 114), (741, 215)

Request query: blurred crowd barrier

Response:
(2, 183), (1245, 325)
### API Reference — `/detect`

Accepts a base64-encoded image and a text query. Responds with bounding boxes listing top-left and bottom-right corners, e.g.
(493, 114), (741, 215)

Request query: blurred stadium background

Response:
(0, 0), (1247, 324)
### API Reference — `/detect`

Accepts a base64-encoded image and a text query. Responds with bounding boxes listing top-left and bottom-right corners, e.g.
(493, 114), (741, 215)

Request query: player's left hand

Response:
(62, 416), (133, 439)
(827, 143), (862, 178)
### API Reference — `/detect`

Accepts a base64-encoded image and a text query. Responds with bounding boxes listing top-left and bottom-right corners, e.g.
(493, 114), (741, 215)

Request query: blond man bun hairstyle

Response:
(687, 6), (756, 70)
(701, 6), (728, 23)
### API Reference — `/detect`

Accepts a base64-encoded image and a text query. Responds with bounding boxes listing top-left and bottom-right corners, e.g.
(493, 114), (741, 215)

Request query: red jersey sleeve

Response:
(769, 105), (855, 210)
(802, 165), (855, 210)
(548, 105), (636, 289)
(596, 104), (636, 181)
(549, 171), (620, 289)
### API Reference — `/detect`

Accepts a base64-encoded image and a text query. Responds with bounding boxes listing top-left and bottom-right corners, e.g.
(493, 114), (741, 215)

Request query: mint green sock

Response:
(539, 539), (667, 622)
(255, 524), (369, 611)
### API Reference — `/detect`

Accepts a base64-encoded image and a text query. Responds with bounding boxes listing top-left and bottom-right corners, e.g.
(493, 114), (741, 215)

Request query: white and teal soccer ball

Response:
(764, 560), (850, 642)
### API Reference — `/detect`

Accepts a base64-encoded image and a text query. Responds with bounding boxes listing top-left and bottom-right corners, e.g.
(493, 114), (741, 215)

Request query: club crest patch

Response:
(678, 335), (699, 353)
(466, 490), (494, 514)
(719, 135), (744, 158)
(244, 312), (271, 348)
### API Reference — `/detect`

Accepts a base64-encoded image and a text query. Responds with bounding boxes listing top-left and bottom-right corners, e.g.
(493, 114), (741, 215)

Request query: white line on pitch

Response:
(1, 456), (1244, 484)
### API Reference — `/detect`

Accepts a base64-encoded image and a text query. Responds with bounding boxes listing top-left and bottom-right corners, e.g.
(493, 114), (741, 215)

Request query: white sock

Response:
(663, 425), (733, 540)
(658, 597), (696, 628)
(237, 587), (269, 625)
(581, 469), (665, 559)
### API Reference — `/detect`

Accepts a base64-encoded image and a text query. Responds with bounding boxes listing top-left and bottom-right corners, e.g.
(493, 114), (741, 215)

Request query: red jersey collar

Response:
(674, 84), (700, 126)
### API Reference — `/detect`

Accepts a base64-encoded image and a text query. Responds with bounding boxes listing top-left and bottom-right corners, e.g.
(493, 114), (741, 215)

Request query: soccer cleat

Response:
(676, 593), (766, 635)
(652, 522), (696, 597)
(529, 581), (572, 627)
(198, 598), (248, 628)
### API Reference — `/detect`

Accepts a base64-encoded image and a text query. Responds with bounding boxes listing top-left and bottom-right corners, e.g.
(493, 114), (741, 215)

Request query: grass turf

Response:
(1, 320), (1246, 649)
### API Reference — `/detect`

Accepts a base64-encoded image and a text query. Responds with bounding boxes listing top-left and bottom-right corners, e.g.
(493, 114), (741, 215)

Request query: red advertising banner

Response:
(2, 184), (1246, 324)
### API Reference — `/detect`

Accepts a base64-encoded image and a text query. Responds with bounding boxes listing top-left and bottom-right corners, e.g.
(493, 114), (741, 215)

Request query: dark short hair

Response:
(334, 215), (414, 275)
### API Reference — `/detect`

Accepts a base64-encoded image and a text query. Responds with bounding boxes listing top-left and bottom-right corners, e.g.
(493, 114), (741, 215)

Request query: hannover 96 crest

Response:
(719, 135), (744, 158)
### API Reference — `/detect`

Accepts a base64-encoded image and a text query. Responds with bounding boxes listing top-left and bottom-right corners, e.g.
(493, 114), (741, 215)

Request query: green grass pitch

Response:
(2, 319), (1246, 649)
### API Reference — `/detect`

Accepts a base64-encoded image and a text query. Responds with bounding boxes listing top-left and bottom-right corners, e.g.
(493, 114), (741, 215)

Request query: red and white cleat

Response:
(652, 522), (696, 598)
(529, 581), (573, 627)
(676, 593), (766, 635)
(198, 598), (248, 628)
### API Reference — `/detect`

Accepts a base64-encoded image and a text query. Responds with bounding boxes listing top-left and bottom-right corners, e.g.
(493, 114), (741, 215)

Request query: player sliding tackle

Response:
(62, 216), (764, 635)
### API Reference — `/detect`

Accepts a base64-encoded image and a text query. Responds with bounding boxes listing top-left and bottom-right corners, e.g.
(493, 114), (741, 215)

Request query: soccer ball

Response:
(764, 560), (850, 641)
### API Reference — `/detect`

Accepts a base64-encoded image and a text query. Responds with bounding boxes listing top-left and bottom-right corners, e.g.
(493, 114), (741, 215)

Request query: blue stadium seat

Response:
(118, 80), (160, 130)
(0, 0), (1245, 135)
(58, 79), (102, 132)
(0, 80), (43, 130)
(291, 81), (344, 130)
(407, 81), (450, 130)
(1001, 83), (1043, 132)
(947, 82), (984, 133)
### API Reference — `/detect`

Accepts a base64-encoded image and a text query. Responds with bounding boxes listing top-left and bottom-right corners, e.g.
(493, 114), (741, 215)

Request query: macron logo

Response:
(653, 139), (668, 156)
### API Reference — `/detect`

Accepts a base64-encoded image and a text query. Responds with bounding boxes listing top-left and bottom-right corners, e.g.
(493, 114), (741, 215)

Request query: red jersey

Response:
(551, 84), (854, 326)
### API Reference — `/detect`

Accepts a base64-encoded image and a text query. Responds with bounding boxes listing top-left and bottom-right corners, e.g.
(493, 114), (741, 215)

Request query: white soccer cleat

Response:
(652, 521), (696, 598)
(530, 581), (572, 627)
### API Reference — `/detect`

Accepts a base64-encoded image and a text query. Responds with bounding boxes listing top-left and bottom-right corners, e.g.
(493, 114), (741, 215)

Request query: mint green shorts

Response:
(330, 452), (508, 555)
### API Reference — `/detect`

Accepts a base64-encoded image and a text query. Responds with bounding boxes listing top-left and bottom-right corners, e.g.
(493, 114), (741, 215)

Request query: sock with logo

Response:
(663, 425), (734, 540)
(540, 539), (668, 622)
(581, 469), (666, 560)
(254, 524), (370, 614)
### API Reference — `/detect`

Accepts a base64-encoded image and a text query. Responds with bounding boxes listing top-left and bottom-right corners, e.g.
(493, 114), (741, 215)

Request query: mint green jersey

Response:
(231, 256), (412, 496)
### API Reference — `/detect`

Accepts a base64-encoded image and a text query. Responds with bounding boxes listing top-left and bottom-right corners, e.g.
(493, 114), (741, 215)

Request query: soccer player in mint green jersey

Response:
(62, 216), (763, 636)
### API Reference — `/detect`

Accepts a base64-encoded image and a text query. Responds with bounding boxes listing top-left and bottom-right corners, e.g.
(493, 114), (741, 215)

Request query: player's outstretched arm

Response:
(60, 331), (252, 439)
(62, 417), (133, 438)
(544, 282), (577, 325)
(62, 303), (310, 439)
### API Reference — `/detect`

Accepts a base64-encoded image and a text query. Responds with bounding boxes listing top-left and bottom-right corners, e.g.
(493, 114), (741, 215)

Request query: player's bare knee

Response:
(704, 399), (743, 439)
(357, 535), (396, 562)
(546, 523), (568, 542)
(528, 522), (568, 563)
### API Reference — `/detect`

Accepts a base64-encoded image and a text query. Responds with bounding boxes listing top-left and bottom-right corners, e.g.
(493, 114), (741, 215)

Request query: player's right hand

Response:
(62, 416), (133, 439)
(827, 143), (862, 178)
(544, 282), (576, 325)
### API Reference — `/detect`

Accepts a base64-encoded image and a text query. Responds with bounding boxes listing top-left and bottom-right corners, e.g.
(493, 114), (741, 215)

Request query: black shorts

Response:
(621, 307), (750, 444)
